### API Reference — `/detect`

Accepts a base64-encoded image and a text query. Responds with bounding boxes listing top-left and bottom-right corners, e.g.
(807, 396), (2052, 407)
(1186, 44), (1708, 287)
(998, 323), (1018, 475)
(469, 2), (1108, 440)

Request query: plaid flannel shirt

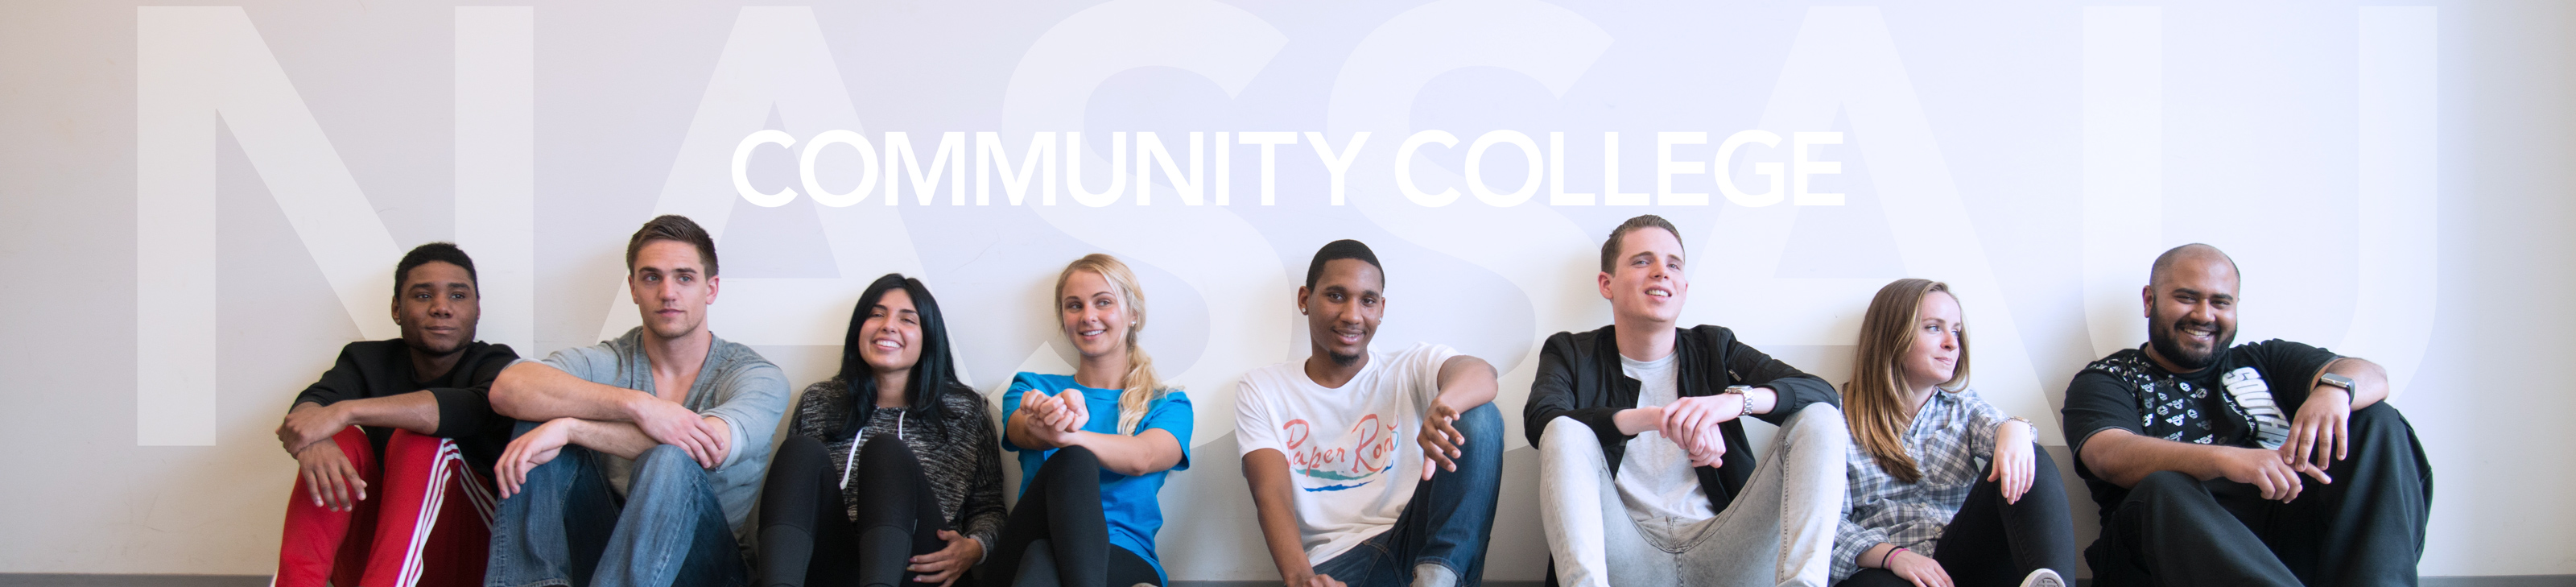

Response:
(1831, 388), (2012, 582)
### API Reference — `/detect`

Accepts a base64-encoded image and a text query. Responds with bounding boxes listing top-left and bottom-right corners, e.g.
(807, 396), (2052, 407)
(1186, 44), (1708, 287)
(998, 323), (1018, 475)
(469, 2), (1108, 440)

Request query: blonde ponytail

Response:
(1117, 341), (1163, 436)
(1055, 254), (1171, 435)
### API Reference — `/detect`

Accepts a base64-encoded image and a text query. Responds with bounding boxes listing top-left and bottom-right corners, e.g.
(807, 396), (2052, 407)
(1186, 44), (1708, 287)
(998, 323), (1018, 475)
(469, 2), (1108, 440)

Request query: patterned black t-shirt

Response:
(2059, 339), (2339, 517)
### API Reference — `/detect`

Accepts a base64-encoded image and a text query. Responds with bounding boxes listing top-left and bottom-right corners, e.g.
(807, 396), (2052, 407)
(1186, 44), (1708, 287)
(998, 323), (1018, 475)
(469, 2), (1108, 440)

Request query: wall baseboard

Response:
(2424, 578), (2576, 587)
(0, 576), (265, 587)
(1168, 583), (1545, 587)
(2, 575), (2565, 587)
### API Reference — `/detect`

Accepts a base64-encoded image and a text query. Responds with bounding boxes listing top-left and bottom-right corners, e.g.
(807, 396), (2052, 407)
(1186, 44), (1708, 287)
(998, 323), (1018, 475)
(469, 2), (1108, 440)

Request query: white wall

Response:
(2, 0), (2570, 578)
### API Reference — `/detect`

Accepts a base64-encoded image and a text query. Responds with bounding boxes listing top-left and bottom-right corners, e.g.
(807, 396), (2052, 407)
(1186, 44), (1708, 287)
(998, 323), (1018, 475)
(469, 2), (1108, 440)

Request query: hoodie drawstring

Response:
(839, 411), (908, 490)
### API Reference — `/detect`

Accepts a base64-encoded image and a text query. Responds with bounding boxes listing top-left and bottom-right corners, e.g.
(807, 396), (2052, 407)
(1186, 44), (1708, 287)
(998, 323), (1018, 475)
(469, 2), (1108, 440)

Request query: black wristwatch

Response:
(2315, 373), (2356, 405)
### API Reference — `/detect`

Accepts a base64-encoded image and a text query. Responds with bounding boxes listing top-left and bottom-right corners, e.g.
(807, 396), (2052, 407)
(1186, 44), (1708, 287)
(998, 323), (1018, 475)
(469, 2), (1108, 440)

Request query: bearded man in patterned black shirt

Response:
(2060, 243), (2432, 586)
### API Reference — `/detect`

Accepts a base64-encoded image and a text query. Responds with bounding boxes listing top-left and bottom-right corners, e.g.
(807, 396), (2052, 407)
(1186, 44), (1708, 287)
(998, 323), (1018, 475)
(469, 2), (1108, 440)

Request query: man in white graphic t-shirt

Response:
(1237, 239), (1504, 587)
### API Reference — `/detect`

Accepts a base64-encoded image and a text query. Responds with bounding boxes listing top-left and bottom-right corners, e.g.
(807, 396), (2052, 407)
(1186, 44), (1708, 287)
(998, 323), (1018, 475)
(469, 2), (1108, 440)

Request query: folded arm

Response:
(2322, 358), (2390, 409)
(1433, 355), (1499, 412)
(559, 417), (665, 460)
(490, 361), (728, 468)
(1723, 334), (1837, 420)
(1068, 429), (1183, 477)
(2079, 428), (2326, 502)
(490, 361), (652, 422)
(1007, 390), (1186, 477)
(278, 391), (440, 454)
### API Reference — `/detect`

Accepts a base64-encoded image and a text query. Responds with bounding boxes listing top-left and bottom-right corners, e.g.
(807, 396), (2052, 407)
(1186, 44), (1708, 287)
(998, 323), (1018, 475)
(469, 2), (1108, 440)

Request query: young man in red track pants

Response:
(270, 242), (519, 587)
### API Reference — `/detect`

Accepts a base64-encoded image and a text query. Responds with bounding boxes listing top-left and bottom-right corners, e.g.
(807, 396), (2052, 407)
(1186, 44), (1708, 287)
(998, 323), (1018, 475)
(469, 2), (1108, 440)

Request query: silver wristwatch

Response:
(2316, 373), (2356, 405)
(1721, 385), (1754, 418)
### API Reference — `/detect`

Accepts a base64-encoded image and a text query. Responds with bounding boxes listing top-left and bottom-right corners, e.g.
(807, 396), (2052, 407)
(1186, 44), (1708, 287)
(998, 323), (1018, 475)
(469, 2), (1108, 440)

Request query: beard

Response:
(2146, 313), (2234, 371)
(1327, 349), (1364, 367)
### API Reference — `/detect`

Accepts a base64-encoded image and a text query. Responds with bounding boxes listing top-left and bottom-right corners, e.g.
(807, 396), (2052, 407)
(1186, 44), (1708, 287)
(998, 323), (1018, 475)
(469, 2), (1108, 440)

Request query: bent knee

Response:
(1539, 416), (1600, 450)
(1456, 403), (1505, 450)
(383, 428), (436, 448)
(778, 434), (828, 463)
(379, 430), (457, 473)
(634, 444), (705, 475)
(1783, 403), (1850, 445)
(860, 432), (914, 461)
(1043, 444), (1100, 474)
(1457, 403), (1504, 431)
(2027, 444), (2066, 487)
(2348, 403), (2416, 438)
(2130, 470), (2199, 498)
(332, 425), (377, 453)
(1784, 403), (1842, 427)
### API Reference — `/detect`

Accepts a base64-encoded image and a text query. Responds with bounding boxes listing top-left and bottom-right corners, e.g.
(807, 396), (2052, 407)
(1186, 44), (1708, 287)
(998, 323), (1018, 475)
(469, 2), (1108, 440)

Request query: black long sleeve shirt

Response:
(291, 339), (518, 475)
(1521, 324), (1839, 512)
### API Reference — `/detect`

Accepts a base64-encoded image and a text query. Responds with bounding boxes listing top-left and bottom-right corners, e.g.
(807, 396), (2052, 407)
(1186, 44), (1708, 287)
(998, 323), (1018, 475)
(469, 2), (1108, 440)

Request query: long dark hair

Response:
(837, 273), (965, 440)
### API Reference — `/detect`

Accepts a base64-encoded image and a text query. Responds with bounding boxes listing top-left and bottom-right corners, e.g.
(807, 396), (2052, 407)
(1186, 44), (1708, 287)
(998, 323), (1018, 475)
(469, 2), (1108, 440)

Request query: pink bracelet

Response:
(1885, 547), (1910, 567)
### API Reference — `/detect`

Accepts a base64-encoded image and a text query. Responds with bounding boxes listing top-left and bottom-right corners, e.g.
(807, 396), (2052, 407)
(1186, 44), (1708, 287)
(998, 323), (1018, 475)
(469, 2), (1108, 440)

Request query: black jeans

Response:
(980, 446), (1162, 587)
(758, 434), (960, 587)
(1839, 445), (2081, 587)
(2087, 403), (2433, 587)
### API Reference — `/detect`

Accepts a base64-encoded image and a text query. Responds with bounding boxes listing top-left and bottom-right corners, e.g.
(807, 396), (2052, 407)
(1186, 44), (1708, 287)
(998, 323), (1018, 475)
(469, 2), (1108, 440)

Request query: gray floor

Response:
(3, 577), (2572, 587)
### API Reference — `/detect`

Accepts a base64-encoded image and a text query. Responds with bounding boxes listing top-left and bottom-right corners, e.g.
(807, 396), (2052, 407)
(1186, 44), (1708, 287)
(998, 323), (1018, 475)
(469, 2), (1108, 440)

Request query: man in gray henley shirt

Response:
(482, 215), (789, 587)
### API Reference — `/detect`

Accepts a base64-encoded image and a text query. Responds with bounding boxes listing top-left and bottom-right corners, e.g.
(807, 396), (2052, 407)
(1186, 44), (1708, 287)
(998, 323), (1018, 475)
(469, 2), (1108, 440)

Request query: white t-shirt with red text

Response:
(1235, 342), (1460, 564)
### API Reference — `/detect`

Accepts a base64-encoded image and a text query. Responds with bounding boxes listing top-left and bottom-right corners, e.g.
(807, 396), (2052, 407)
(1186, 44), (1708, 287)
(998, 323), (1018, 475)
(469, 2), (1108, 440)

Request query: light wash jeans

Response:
(485, 421), (747, 587)
(1311, 403), (1505, 587)
(1538, 405), (1847, 587)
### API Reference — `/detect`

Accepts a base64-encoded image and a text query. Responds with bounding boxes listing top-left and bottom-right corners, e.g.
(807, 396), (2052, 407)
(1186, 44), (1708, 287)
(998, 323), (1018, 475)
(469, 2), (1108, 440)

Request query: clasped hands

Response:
(1018, 388), (1093, 447)
(1637, 394), (1746, 468)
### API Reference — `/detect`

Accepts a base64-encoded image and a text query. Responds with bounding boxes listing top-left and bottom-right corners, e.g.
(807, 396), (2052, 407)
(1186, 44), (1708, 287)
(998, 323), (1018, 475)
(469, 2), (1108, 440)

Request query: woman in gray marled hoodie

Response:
(757, 273), (1006, 587)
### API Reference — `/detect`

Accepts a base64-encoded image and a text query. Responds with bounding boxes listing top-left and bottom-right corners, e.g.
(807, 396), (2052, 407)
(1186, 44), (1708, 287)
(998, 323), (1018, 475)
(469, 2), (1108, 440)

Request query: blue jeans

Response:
(1312, 403), (1504, 587)
(485, 421), (747, 587)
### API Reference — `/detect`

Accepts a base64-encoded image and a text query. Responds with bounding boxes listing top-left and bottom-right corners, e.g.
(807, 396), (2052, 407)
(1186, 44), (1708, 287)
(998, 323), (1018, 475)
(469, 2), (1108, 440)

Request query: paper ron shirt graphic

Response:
(1281, 415), (1402, 492)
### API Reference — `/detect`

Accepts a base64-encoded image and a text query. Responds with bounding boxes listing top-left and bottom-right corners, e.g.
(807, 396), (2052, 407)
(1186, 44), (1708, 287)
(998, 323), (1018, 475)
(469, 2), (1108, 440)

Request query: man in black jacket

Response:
(1524, 215), (1848, 587)
(268, 242), (519, 587)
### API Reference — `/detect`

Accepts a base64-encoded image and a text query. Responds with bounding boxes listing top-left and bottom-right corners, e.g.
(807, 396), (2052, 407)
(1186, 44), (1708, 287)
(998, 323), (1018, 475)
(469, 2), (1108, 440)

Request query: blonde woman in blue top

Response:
(985, 254), (1193, 587)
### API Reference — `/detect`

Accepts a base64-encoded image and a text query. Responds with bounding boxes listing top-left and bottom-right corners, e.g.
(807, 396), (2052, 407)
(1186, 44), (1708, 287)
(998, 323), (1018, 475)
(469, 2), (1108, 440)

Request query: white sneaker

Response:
(2018, 568), (2066, 587)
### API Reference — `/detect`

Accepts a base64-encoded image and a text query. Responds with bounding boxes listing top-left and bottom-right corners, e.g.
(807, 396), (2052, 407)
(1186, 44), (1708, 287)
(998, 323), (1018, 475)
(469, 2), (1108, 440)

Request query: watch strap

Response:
(2317, 373), (2357, 405)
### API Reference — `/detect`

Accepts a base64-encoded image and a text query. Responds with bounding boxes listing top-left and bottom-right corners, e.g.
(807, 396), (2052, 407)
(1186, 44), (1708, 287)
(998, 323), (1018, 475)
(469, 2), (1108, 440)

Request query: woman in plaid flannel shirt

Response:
(1831, 279), (2078, 587)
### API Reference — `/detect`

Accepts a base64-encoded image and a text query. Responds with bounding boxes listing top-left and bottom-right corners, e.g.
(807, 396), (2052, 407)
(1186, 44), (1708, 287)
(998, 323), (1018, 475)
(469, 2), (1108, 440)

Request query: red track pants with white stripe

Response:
(274, 427), (497, 587)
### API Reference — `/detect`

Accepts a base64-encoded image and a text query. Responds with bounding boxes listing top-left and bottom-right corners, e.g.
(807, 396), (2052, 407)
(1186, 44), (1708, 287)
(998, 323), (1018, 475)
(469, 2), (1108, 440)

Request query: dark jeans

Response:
(1311, 403), (1505, 587)
(2087, 403), (2433, 587)
(1838, 445), (2080, 587)
(981, 445), (1162, 587)
(758, 434), (958, 587)
(485, 421), (747, 587)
